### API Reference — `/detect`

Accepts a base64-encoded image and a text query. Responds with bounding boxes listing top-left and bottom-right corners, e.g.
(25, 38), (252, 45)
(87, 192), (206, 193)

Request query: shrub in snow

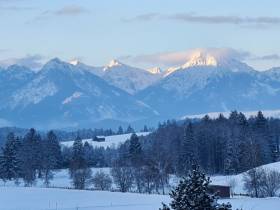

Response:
(92, 171), (112, 191)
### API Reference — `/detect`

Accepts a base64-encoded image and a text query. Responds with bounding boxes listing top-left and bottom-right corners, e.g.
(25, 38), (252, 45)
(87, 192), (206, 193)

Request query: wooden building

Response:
(208, 185), (230, 198)
(93, 136), (106, 142)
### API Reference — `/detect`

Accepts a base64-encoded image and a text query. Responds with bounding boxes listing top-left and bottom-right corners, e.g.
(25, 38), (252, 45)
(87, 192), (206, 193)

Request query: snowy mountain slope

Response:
(136, 54), (280, 119)
(1, 54), (280, 129)
(163, 52), (253, 77)
(68, 60), (161, 95)
(0, 59), (157, 129)
(262, 67), (280, 82)
(60, 132), (150, 148)
(147, 67), (162, 74)
(0, 65), (35, 108)
(72, 60), (105, 77)
(101, 60), (161, 94)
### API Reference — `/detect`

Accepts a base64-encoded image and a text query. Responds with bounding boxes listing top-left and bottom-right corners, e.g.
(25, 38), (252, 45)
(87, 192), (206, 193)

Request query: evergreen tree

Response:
(0, 133), (21, 181)
(143, 125), (148, 132)
(46, 131), (62, 168)
(117, 126), (124, 135)
(21, 128), (42, 186)
(41, 131), (62, 187)
(253, 111), (272, 164)
(178, 123), (197, 176)
(224, 137), (236, 175)
(69, 136), (92, 189)
(128, 133), (142, 167)
(126, 125), (135, 134)
(128, 133), (143, 192)
(162, 165), (232, 210)
(83, 141), (94, 166)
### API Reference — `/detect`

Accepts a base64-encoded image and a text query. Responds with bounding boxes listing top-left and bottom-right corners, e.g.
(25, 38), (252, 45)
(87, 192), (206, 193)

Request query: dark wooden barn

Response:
(208, 185), (230, 198)
(93, 136), (106, 142)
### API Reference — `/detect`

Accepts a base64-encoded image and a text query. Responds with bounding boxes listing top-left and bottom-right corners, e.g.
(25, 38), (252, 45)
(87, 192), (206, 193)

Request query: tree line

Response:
(0, 111), (280, 196)
(136, 111), (280, 176)
(0, 129), (62, 186)
(0, 124), (152, 146)
(105, 111), (280, 194)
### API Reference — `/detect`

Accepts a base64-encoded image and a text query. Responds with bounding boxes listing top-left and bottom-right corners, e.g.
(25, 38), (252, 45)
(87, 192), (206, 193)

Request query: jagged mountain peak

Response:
(69, 59), (80, 66)
(182, 51), (219, 68)
(6, 64), (32, 73)
(47, 57), (63, 64)
(42, 58), (80, 74)
(147, 67), (162, 74)
(163, 51), (253, 77)
(104, 59), (123, 70)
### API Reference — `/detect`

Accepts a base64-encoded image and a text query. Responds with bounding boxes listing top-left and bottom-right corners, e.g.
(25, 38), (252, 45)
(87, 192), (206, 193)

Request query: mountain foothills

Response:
(1, 52), (280, 129)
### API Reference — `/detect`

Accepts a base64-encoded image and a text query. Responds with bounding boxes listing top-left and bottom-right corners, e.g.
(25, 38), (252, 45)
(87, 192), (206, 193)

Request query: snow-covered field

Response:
(2, 162), (280, 209)
(2, 132), (280, 209)
(1, 187), (280, 210)
(0, 168), (111, 188)
(60, 132), (150, 148)
(1, 187), (169, 210)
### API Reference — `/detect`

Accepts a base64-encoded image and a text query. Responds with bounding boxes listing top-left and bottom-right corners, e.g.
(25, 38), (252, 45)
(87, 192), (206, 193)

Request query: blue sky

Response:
(0, 0), (280, 70)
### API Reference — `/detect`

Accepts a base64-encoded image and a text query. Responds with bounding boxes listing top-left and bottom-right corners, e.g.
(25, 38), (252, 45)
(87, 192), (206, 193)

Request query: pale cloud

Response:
(169, 13), (280, 26)
(0, 54), (45, 69)
(253, 54), (280, 61)
(125, 48), (251, 67)
(54, 5), (89, 16)
(0, 49), (9, 53)
(29, 5), (89, 23)
(0, 6), (34, 11)
(124, 13), (280, 28)
(122, 13), (159, 22)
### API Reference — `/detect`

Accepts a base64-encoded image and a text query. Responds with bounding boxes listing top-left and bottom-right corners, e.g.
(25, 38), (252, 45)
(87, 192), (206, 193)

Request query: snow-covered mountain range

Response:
(1, 51), (280, 129)
(0, 58), (158, 129)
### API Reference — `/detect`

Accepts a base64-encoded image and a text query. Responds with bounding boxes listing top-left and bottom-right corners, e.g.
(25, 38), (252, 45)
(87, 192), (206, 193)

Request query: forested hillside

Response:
(1, 111), (280, 195)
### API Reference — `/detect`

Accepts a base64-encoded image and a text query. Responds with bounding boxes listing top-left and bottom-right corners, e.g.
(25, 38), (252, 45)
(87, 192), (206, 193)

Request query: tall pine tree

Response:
(0, 133), (22, 181)
(69, 136), (92, 189)
(21, 128), (42, 186)
(178, 123), (197, 176)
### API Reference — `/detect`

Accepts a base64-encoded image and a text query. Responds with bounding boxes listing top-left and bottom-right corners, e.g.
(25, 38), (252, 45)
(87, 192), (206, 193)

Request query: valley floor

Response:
(2, 158), (280, 209)
(1, 186), (280, 210)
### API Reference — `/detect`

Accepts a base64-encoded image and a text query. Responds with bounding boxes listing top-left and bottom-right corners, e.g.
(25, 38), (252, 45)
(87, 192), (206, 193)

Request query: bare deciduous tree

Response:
(243, 167), (266, 198)
(110, 166), (133, 192)
(243, 168), (280, 197)
(92, 170), (112, 191)
(262, 170), (280, 197)
(228, 178), (237, 197)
